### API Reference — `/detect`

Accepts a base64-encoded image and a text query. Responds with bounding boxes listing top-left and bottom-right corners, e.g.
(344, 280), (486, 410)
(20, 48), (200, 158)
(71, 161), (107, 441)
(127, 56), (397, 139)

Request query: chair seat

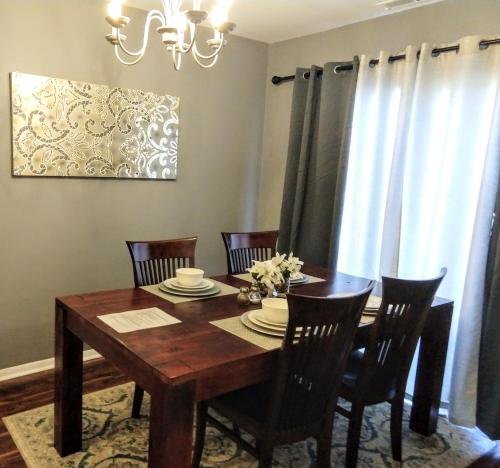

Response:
(209, 381), (272, 435)
(340, 350), (397, 404)
(341, 350), (365, 389)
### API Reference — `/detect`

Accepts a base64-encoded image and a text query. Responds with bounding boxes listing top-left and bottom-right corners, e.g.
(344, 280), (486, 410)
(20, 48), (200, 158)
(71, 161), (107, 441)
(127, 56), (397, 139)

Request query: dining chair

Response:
(125, 236), (197, 418)
(192, 282), (375, 468)
(337, 268), (447, 467)
(221, 230), (279, 275)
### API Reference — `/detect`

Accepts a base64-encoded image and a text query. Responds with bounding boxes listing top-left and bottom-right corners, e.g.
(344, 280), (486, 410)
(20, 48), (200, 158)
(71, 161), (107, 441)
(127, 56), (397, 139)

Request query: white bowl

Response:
(261, 298), (289, 324)
(176, 268), (204, 287)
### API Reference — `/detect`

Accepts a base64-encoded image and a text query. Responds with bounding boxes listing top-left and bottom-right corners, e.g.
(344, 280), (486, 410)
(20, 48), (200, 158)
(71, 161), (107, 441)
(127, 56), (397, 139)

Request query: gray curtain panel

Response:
(278, 59), (359, 268)
(477, 187), (500, 439)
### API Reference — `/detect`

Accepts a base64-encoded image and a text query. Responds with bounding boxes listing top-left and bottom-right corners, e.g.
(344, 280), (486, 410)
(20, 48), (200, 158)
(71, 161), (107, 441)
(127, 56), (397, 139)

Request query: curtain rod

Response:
(271, 38), (500, 85)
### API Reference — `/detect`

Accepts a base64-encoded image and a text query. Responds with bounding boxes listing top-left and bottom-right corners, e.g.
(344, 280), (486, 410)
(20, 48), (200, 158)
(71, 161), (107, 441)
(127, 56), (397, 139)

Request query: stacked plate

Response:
(241, 310), (301, 338)
(364, 295), (382, 316)
(290, 273), (308, 286)
(159, 278), (221, 297)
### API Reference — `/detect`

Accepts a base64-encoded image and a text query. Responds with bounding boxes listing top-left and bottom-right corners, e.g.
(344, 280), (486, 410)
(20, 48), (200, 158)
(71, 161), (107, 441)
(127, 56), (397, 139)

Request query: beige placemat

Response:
(141, 280), (239, 304)
(210, 315), (283, 350)
(233, 273), (326, 285)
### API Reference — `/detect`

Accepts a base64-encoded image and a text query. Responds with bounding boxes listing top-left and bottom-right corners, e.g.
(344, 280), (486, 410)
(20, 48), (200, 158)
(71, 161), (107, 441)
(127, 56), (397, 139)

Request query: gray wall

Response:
(0, 0), (268, 368)
(258, 0), (500, 229)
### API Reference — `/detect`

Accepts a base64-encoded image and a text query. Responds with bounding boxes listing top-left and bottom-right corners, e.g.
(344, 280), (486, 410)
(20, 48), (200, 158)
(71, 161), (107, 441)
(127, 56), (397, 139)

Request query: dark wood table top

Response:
(56, 265), (451, 400)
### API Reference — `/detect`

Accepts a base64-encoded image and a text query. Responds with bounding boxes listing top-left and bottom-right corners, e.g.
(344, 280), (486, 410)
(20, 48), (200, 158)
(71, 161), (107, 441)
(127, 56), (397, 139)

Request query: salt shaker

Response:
(237, 286), (251, 306)
(249, 284), (262, 304)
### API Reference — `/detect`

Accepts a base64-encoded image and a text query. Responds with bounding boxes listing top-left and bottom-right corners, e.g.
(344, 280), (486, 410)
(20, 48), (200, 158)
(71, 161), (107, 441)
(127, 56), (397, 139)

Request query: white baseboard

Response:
(0, 350), (102, 383)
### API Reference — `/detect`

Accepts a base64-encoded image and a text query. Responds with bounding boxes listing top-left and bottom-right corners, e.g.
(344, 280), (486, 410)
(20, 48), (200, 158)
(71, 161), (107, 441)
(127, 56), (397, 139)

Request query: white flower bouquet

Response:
(247, 252), (304, 292)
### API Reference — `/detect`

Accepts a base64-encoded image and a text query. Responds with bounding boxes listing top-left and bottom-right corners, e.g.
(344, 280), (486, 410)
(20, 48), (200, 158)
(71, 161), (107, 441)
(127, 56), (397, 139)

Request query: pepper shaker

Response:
(249, 284), (262, 304)
(237, 286), (251, 306)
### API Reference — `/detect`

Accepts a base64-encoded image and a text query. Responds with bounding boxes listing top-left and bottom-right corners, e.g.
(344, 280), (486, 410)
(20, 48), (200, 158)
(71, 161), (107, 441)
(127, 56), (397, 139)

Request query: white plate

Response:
(158, 282), (220, 297)
(248, 310), (287, 331)
(241, 312), (287, 337)
(241, 312), (303, 338)
(290, 274), (308, 285)
(249, 310), (287, 328)
(165, 278), (214, 291)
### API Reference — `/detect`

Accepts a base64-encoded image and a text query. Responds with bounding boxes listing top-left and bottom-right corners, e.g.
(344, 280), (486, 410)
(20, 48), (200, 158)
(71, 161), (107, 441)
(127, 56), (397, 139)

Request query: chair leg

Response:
(345, 403), (365, 468)
(390, 396), (404, 462)
(257, 440), (274, 468)
(131, 384), (144, 418)
(192, 402), (208, 468)
(317, 416), (334, 468)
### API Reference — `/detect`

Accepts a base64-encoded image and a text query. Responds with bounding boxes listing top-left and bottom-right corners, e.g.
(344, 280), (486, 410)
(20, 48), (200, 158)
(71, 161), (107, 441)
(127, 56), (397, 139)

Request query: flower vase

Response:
(274, 277), (290, 298)
(253, 280), (268, 299)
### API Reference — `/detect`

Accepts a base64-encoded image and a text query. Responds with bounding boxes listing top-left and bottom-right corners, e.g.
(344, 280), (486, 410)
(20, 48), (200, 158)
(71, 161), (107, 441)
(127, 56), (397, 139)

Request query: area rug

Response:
(3, 383), (494, 467)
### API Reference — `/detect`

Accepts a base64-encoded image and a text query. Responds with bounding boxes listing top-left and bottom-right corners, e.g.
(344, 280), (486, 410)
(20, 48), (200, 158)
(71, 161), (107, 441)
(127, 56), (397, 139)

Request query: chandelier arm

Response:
(192, 52), (219, 69)
(191, 34), (225, 61)
(176, 22), (198, 55)
(114, 46), (146, 65)
(116, 9), (165, 57)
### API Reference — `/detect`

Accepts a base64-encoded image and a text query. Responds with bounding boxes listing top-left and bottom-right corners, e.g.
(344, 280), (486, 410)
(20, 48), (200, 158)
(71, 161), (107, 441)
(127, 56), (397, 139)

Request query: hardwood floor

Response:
(0, 358), (497, 467)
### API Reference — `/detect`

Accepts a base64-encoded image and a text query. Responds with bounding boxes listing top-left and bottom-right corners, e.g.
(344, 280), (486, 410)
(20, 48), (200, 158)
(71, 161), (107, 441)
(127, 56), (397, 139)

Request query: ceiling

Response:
(123, 0), (446, 43)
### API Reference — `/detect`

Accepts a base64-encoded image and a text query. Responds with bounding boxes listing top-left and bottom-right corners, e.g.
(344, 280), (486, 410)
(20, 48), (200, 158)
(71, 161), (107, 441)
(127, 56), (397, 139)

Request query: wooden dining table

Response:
(54, 265), (453, 467)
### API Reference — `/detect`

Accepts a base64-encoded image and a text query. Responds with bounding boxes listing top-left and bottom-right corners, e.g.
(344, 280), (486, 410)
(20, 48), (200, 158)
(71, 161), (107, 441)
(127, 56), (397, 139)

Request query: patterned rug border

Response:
(4, 413), (41, 468)
(3, 383), (132, 468)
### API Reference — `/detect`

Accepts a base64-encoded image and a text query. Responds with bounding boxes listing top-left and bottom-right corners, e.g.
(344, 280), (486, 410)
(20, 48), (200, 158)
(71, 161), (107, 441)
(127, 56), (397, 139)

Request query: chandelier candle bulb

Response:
(105, 0), (130, 28)
(216, 21), (236, 34)
(211, 7), (228, 27)
(107, 0), (122, 19)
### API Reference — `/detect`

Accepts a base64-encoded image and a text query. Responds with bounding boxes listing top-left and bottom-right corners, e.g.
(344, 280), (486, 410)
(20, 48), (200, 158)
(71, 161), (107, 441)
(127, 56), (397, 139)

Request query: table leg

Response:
(149, 380), (196, 467)
(54, 303), (83, 456)
(410, 302), (453, 435)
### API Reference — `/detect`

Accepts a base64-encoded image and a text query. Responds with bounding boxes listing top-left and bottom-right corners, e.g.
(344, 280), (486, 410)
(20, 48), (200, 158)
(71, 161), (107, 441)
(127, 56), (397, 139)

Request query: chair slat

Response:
(126, 238), (197, 288)
(221, 231), (279, 275)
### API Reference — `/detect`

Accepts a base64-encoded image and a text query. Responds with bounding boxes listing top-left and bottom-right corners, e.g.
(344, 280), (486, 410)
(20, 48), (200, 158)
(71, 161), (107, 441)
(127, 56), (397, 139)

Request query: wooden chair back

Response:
(361, 268), (447, 398)
(126, 237), (197, 287)
(221, 231), (279, 275)
(266, 283), (375, 436)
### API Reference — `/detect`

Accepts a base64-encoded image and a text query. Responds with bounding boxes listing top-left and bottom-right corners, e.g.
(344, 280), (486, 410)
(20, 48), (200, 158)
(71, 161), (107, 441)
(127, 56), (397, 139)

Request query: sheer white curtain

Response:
(338, 36), (500, 426)
(337, 46), (417, 280)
